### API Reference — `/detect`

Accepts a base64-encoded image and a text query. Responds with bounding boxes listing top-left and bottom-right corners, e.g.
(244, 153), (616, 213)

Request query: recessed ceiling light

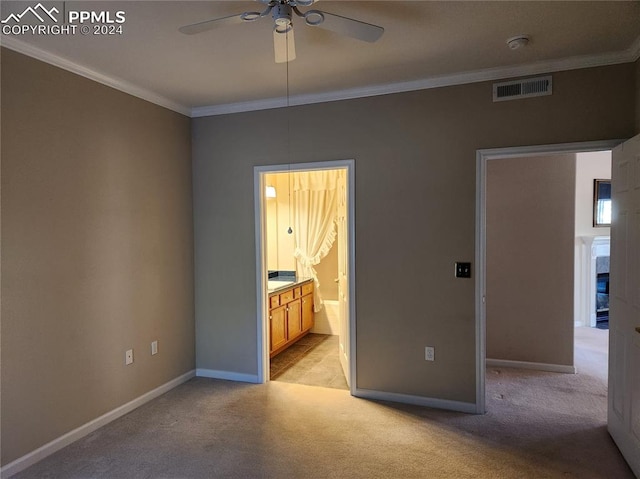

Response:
(506, 35), (530, 50)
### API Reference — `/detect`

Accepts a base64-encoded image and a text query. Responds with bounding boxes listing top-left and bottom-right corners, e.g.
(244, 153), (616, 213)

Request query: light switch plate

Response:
(455, 262), (472, 278)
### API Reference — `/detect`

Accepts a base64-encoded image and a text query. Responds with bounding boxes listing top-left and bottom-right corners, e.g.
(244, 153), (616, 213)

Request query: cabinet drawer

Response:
(269, 295), (280, 309)
(280, 289), (294, 304)
(302, 282), (313, 296)
(293, 286), (303, 299)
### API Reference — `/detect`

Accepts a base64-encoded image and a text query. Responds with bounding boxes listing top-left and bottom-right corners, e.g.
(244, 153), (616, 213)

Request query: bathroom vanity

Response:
(268, 279), (314, 357)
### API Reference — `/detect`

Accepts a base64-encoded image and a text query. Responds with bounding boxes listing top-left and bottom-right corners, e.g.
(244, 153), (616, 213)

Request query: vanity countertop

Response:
(267, 277), (313, 294)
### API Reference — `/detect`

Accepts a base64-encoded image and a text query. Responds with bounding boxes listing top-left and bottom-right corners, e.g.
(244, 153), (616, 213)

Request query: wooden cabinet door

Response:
(270, 305), (287, 353)
(301, 293), (314, 332)
(287, 298), (302, 340)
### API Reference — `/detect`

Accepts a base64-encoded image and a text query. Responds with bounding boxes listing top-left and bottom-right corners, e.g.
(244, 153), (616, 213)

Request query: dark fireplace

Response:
(596, 272), (609, 327)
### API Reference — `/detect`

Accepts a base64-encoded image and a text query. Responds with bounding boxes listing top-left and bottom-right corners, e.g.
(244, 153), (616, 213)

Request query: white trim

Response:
(194, 97), (289, 118)
(191, 43), (640, 118)
(0, 36), (191, 117)
(0, 370), (195, 479)
(195, 369), (259, 383)
(354, 388), (477, 414)
(477, 140), (624, 161)
(346, 161), (357, 390)
(254, 168), (268, 385)
(475, 150), (487, 414)
(253, 160), (356, 394)
(475, 140), (623, 419)
(486, 359), (576, 374)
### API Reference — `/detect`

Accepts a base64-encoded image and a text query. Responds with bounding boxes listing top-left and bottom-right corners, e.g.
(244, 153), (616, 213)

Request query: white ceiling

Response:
(2, 1), (640, 116)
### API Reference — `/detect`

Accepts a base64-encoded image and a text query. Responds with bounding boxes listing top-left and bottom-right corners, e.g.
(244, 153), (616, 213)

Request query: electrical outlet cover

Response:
(425, 346), (435, 361)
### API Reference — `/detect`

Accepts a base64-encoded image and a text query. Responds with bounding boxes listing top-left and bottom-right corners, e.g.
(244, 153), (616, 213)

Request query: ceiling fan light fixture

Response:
(274, 23), (292, 34)
(273, 4), (293, 27)
(273, 24), (296, 62)
(304, 10), (324, 27)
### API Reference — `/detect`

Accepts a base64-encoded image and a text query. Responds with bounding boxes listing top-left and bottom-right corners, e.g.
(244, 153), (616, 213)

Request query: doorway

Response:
(574, 151), (612, 331)
(475, 140), (621, 413)
(254, 160), (356, 392)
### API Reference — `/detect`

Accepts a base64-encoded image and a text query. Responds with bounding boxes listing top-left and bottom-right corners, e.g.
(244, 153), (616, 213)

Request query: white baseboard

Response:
(486, 358), (576, 374)
(195, 368), (259, 383)
(0, 370), (196, 479)
(354, 388), (479, 414)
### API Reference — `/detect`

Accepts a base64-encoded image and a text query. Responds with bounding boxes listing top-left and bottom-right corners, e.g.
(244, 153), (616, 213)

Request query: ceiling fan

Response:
(178, 0), (384, 63)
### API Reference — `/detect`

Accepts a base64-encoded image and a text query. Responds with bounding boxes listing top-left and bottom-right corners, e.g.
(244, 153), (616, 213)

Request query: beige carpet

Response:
(12, 327), (632, 478)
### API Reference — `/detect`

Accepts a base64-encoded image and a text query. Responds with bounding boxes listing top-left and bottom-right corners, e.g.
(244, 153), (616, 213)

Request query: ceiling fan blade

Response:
(179, 13), (245, 35)
(308, 10), (383, 42)
(273, 26), (296, 63)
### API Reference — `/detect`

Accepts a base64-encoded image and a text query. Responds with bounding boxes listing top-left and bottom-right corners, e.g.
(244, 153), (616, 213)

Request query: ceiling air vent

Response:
(493, 75), (552, 102)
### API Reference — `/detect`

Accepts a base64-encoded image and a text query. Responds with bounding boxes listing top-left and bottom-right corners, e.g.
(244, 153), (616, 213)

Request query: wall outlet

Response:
(425, 346), (435, 361)
(151, 340), (158, 355)
(125, 349), (134, 365)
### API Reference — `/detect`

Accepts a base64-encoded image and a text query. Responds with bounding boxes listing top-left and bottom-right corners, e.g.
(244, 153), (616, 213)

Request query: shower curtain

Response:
(293, 170), (339, 312)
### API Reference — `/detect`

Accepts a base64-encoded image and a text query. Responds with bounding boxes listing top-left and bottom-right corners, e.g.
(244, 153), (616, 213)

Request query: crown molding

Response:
(191, 97), (288, 117)
(0, 35), (191, 117)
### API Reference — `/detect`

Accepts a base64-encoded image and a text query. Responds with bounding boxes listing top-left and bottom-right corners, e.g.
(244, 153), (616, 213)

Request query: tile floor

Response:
(270, 333), (348, 390)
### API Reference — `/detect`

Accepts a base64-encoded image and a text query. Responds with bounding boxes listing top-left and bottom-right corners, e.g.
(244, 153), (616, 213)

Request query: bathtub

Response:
(311, 299), (340, 335)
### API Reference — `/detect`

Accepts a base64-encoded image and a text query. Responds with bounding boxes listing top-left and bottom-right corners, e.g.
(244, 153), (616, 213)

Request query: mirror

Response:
(593, 179), (611, 227)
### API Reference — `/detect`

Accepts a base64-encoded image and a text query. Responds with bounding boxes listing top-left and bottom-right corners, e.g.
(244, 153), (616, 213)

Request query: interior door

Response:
(608, 134), (640, 476)
(337, 170), (350, 386)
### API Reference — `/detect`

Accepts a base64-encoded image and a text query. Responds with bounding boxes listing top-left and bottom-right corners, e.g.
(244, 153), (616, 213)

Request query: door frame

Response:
(253, 159), (356, 392)
(475, 139), (623, 414)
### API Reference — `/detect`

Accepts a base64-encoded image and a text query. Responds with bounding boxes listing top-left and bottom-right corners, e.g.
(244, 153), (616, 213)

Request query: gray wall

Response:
(193, 63), (636, 404)
(636, 58), (640, 134)
(486, 155), (576, 366)
(1, 49), (195, 465)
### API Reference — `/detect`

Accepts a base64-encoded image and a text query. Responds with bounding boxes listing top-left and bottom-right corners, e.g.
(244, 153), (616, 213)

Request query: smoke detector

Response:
(506, 35), (530, 50)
